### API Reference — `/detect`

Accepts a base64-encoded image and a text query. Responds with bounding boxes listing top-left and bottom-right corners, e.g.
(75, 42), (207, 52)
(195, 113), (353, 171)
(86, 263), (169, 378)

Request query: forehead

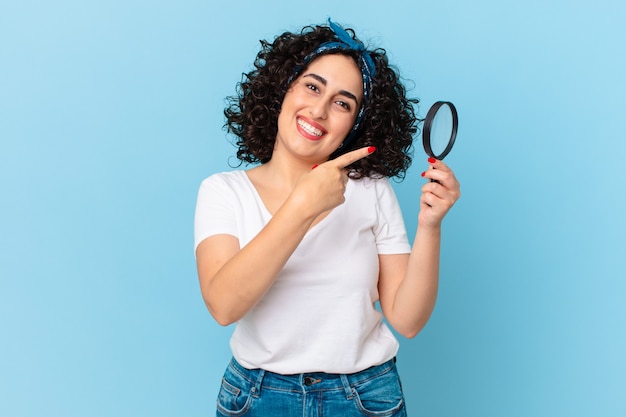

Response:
(303, 54), (364, 97)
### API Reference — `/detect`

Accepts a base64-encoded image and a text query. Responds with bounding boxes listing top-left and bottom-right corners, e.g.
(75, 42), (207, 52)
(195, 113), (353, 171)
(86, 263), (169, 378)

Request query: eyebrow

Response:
(303, 73), (359, 105)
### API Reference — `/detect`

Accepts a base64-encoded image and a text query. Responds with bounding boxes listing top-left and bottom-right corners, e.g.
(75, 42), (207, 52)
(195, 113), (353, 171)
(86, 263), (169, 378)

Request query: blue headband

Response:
(290, 19), (377, 150)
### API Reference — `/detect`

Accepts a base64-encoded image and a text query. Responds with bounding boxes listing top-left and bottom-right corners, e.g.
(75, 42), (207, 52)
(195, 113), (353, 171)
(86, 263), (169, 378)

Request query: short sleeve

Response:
(373, 178), (411, 254)
(193, 174), (239, 252)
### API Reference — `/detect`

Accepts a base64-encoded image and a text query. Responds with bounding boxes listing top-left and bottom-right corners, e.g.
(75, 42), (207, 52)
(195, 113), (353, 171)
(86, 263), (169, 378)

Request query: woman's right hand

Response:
(291, 146), (376, 217)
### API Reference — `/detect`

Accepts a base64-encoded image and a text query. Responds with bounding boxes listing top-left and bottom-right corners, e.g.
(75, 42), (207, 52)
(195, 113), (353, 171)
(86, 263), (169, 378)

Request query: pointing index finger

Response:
(332, 146), (376, 169)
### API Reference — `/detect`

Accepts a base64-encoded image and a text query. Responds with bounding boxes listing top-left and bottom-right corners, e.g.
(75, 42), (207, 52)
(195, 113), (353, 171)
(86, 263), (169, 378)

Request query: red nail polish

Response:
(311, 164), (318, 170)
(428, 157), (437, 164)
(421, 171), (426, 177)
(368, 146), (376, 153)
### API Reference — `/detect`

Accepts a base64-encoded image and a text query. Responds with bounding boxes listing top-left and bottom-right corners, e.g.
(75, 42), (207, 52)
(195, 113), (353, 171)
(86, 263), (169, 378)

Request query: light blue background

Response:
(1, 0), (624, 416)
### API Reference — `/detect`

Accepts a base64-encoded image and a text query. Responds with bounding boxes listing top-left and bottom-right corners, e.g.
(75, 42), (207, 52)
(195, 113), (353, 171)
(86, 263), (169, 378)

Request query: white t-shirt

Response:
(194, 170), (411, 374)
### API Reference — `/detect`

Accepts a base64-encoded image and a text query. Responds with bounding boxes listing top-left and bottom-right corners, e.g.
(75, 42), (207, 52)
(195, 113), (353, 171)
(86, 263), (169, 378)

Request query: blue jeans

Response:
(216, 357), (407, 417)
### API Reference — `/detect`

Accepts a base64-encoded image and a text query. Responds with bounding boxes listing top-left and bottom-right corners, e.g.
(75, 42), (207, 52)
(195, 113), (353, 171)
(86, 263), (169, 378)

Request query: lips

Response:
(296, 117), (326, 140)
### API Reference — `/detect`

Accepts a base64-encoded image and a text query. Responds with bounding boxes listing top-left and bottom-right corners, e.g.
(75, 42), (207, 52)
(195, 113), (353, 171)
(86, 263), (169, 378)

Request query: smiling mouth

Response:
(297, 118), (325, 138)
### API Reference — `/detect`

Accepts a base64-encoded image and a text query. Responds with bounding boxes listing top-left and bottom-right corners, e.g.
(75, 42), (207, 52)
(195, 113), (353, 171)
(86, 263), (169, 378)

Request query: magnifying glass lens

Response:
(429, 104), (453, 156)
(423, 101), (458, 160)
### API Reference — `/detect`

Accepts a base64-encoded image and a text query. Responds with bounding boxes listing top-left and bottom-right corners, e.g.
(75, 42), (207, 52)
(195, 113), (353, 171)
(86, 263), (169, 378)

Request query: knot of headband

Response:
(325, 19), (376, 78)
(289, 18), (377, 151)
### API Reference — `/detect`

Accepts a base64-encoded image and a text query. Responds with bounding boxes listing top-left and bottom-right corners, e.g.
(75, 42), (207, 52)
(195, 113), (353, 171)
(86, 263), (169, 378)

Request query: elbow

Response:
(401, 329), (419, 339)
(204, 298), (239, 327)
(200, 283), (240, 326)
(213, 314), (237, 327)
(397, 327), (421, 339)
(392, 318), (429, 339)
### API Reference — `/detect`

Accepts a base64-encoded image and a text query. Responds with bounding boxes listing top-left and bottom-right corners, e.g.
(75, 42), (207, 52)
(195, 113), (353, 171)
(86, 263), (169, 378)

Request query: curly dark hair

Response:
(224, 22), (420, 180)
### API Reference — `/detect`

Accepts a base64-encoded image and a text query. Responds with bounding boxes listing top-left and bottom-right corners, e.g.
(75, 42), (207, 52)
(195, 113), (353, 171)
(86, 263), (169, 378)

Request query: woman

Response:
(195, 19), (460, 416)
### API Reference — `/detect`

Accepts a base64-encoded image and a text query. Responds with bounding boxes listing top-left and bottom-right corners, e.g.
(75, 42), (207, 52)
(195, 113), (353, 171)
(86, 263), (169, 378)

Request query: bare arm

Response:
(196, 198), (317, 325)
(196, 147), (376, 325)
(378, 158), (460, 338)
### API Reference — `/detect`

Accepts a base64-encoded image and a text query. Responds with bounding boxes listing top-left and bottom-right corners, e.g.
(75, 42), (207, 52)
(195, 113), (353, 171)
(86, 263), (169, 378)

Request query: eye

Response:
(335, 100), (351, 111)
(305, 83), (320, 93)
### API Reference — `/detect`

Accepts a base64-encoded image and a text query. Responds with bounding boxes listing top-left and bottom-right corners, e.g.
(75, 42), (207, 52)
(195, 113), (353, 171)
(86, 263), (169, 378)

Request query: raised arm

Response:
(196, 147), (376, 325)
(378, 158), (461, 338)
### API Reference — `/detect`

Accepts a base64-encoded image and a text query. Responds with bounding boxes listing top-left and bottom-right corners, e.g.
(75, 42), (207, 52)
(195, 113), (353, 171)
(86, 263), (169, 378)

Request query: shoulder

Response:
(198, 170), (248, 194)
(200, 170), (246, 187)
(349, 176), (404, 220)
(345, 177), (400, 213)
(350, 175), (396, 196)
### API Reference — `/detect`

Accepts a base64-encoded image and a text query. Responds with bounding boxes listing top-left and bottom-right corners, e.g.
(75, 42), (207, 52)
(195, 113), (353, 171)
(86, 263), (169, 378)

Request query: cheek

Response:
(276, 111), (289, 138)
(337, 113), (358, 135)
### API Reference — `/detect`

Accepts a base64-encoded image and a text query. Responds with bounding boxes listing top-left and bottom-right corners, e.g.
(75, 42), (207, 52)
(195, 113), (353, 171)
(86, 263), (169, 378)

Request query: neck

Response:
(257, 156), (315, 189)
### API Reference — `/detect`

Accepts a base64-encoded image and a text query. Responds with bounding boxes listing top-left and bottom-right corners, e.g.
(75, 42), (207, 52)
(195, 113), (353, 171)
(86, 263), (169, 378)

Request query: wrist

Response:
(417, 221), (442, 235)
(282, 192), (319, 225)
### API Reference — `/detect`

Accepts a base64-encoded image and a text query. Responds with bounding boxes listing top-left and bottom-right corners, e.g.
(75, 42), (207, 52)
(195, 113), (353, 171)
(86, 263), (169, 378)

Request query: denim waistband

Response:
(227, 357), (397, 396)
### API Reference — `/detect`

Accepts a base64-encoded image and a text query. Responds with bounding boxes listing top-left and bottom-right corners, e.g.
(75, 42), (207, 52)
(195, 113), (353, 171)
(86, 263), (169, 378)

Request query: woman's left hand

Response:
(419, 158), (461, 228)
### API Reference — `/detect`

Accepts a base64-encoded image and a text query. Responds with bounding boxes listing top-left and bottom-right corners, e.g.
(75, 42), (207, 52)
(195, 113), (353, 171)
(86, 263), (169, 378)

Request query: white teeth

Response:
(297, 119), (323, 137)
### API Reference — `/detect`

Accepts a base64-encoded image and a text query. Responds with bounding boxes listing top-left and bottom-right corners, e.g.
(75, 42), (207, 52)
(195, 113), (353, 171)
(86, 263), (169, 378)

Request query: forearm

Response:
(390, 224), (441, 338)
(203, 198), (316, 325)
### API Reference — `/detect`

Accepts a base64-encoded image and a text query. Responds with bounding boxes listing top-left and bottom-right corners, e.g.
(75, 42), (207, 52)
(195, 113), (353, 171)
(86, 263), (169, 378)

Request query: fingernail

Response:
(428, 157), (437, 164)
(311, 164), (318, 170)
(421, 171), (426, 177)
(368, 146), (376, 154)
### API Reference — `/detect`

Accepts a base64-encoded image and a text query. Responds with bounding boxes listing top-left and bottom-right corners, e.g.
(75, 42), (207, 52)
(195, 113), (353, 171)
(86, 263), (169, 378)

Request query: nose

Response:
(308, 99), (328, 120)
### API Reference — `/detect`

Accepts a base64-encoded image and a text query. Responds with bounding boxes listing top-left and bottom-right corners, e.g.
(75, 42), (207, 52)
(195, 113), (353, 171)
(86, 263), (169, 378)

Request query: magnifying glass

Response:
(422, 101), (458, 161)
